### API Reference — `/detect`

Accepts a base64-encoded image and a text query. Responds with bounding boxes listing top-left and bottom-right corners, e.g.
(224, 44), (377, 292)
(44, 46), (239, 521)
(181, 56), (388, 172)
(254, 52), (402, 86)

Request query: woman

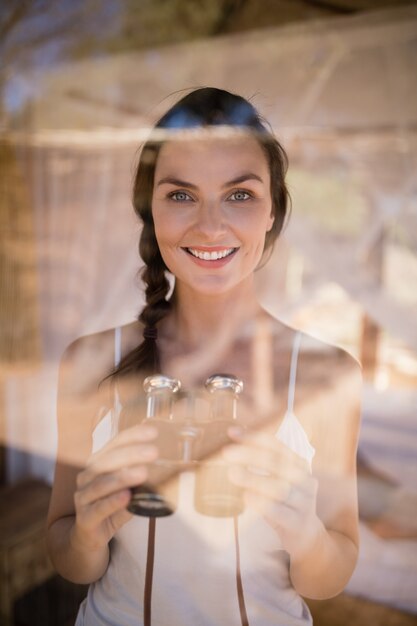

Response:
(47, 88), (361, 625)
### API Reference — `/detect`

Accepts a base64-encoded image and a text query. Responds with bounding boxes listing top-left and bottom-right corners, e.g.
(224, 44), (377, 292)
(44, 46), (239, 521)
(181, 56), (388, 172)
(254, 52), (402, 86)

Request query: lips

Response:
(185, 247), (237, 261)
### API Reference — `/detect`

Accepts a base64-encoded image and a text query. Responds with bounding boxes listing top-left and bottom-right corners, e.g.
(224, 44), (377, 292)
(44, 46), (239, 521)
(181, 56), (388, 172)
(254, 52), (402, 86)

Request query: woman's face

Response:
(151, 133), (274, 297)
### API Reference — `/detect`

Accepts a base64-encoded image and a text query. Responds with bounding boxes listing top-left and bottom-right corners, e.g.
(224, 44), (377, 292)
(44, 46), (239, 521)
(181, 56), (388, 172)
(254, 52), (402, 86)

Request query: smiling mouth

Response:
(184, 247), (238, 261)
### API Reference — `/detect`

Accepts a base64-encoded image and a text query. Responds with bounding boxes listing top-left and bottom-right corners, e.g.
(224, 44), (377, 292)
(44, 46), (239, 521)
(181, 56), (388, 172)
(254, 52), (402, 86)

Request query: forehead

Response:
(155, 133), (269, 179)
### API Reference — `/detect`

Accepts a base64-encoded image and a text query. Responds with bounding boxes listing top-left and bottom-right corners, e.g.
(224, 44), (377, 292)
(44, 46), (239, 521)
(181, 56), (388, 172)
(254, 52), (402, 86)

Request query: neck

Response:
(168, 277), (261, 349)
(158, 278), (264, 387)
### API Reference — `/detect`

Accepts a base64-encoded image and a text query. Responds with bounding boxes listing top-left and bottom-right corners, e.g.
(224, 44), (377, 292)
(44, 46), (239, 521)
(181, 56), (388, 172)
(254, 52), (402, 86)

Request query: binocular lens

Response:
(194, 464), (244, 517)
(128, 483), (176, 517)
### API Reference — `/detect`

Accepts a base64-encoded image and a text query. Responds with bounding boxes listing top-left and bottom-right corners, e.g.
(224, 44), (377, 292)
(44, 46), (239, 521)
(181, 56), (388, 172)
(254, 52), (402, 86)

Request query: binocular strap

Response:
(234, 515), (250, 626)
(142, 516), (250, 626)
(144, 518), (156, 626)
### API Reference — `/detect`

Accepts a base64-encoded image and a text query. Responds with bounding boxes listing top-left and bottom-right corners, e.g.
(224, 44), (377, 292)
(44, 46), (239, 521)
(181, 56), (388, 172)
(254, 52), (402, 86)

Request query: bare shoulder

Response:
(56, 321), (142, 467)
(59, 321), (142, 397)
(295, 331), (362, 474)
(267, 316), (362, 469)
(267, 315), (361, 388)
(297, 330), (362, 385)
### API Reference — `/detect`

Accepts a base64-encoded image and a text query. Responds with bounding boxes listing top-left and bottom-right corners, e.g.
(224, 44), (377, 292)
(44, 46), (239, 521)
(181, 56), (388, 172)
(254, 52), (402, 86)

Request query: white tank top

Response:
(76, 330), (315, 626)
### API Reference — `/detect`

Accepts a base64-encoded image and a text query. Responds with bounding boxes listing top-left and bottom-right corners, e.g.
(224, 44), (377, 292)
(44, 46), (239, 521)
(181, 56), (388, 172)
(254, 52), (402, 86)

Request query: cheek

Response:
(152, 224), (164, 252)
(153, 203), (189, 240)
(152, 208), (173, 243)
(241, 206), (274, 241)
(151, 219), (172, 263)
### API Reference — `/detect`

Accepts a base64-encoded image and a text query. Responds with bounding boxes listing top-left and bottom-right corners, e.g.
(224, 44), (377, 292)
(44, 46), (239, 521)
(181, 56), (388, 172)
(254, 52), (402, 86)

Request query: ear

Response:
(266, 211), (275, 232)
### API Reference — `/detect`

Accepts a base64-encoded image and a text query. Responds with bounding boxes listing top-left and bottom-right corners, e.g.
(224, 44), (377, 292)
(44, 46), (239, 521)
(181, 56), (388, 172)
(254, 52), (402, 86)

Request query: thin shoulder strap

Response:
(287, 331), (302, 415)
(111, 327), (123, 436)
(114, 326), (122, 367)
(277, 330), (315, 470)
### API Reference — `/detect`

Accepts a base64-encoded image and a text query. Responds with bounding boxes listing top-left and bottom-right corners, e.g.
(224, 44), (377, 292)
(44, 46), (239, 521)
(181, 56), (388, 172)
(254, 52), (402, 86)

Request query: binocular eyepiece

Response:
(127, 373), (244, 519)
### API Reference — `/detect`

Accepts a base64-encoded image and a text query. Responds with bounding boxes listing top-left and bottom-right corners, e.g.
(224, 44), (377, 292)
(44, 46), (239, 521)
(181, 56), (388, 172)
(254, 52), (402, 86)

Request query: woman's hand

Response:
(223, 428), (323, 562)
(71, 425), (158, 553)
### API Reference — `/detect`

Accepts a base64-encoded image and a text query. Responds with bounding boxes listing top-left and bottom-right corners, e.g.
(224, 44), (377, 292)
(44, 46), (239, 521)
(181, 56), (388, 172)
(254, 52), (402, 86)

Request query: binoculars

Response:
(122, 373), (244, 519)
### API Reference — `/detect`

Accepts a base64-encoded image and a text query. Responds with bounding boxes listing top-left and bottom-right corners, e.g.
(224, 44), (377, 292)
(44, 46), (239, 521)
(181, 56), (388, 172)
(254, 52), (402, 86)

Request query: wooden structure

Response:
(0, 480), (54, 625)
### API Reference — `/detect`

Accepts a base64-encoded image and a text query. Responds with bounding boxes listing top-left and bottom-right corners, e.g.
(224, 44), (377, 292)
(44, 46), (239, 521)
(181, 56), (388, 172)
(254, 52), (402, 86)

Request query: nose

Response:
(195, 199), (227, 239)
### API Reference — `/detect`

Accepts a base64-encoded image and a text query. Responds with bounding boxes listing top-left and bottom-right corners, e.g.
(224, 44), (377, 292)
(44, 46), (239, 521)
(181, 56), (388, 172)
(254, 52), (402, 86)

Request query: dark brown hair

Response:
(112, 87), (290, 379)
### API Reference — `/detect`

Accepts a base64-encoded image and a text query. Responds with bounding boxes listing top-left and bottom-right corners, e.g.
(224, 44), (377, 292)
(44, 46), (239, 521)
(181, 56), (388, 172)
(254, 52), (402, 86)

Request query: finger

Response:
(263, 472), (317, 506)
(111, 507), (134, 531)
(75, 464), (149, 507)
(261, 494), (324, 560)
(228, 427), (309, 472)
(280, 479), (317, 511)
(223, 444), (306, 484)
(228, 465), (290, 502)
(79, 443), (158, 487)
(243, 489), (304, 530)
(263, 498), (300, 530)
(96, 441), (158, 470)
(93, 424), (158, 459)
(223, 443), (275, 473)
(77, 489), (132, 530)
(298, 474), (319, 500)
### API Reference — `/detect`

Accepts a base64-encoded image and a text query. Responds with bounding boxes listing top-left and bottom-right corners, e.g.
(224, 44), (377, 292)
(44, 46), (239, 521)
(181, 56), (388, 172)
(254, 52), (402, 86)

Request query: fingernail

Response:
(140, 426), (157, 438)
(142, 446), (158, 459)
(228, 426), (243, 439)
(223, 445), (239, 460)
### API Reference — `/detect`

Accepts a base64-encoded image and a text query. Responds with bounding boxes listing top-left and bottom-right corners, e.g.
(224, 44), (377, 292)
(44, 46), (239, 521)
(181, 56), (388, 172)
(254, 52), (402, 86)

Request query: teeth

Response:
(187, 248), (235, 261)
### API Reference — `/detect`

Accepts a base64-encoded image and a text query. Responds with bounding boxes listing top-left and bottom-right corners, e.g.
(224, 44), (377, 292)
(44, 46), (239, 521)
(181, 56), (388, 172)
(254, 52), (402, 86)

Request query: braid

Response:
(110, 206), (172, 380)
(137, 220), (171, 371)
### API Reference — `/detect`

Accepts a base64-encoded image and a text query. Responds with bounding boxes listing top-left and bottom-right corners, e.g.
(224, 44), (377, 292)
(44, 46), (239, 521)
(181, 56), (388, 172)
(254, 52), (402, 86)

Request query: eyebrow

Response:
(156, 173), (264, 189)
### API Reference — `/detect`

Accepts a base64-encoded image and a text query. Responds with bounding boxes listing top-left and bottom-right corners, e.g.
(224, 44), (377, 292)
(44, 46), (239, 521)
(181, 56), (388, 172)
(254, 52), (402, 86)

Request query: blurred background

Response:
(0, 1), (416, 624)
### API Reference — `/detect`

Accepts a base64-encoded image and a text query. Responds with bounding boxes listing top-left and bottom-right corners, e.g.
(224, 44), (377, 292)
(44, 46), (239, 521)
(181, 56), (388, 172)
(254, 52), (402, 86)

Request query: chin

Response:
(192, 282), (234, 296)
(187, 274), (252, 297)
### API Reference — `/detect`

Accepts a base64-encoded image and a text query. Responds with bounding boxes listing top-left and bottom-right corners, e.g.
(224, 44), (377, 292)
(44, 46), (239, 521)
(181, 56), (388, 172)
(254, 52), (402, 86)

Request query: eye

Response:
(228, 189), (252, 202)
(168, 190), (193, 202)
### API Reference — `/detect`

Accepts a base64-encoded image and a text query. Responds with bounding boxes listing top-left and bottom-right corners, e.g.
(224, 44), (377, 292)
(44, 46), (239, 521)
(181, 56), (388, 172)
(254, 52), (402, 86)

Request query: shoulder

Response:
(267, 316), (362, 420)
(59, 321), (143, 398)
(56, 322), (144, 464)
(59, 328), (115, 397)
(296, 330), (361, 385)
(261, 314), (362, 472)
(267, 315), (361, 382)
(294, 331), (362, 428)
(289, 329), (362, 472)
